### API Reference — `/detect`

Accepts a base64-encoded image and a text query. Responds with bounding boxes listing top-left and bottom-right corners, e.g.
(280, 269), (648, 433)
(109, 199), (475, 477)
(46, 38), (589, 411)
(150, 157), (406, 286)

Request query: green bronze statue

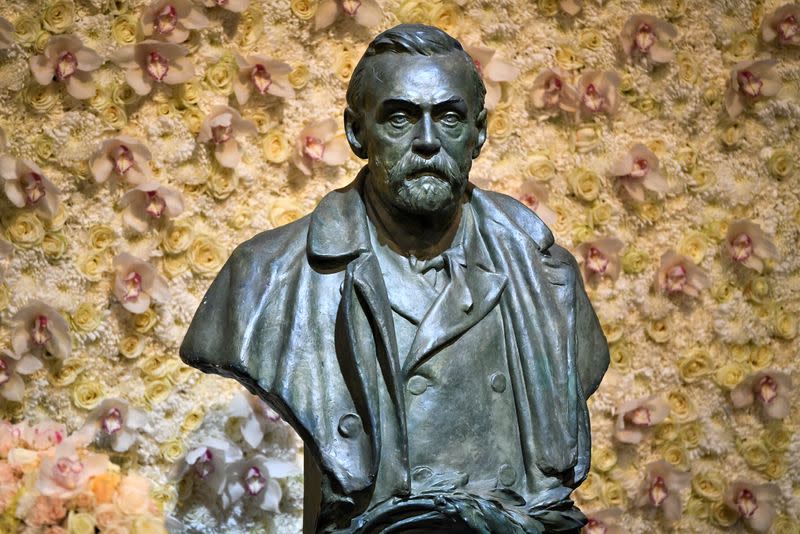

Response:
(180, 24), (609, 533)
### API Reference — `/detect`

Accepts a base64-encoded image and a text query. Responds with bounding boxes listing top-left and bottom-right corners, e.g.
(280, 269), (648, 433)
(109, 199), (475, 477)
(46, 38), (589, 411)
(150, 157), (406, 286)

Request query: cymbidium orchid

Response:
(19, 420), (67, 451)
(575, 237), (624, 283)
(725, 59), (781, 118)
(464, 45), (520, 110)
(636, 460), (690, 521)
(36, 440), (110, 499)
(139, 0), (210, 44)
(173, 438), (242, 494)
(614, 395), (670, 444)
(197, 105), (257, 169)
(730, 369), (791, 419)
(227, 391), (281, 449)
(530, 67), (579, 113)
(0, 17), (13, 49)
(609, 143), (669, 202)
(653, 250), (709, 298)
(620, 14), (677, 64)
(576, 70), (621, 118)
(119, 182), (184, 233)
(111, 40), (195, 96)
(223, 455), (299, 511)
(11, 300), (71, 360)
(724, 220), (779, 273)
(80, 398), (148, 452)
(582, 508), (623, 534)
(315, 0), (383, 30)
(559, 0), (581, 16)
(0, 156), (61, 219)
(517, 180), (557, 227)
(0, 349), (43, 402)
(29, 34), (102, 100)
(292, 118), (350, 176)
(0, 421), (22, 457)
(724, 480), (779, 532)
(201, 0), (249, 13)
(233, 53), (295, 106)
(90, 136), (153, 185)
(761, 4), (800, 46)
(113, 252), (170, 314)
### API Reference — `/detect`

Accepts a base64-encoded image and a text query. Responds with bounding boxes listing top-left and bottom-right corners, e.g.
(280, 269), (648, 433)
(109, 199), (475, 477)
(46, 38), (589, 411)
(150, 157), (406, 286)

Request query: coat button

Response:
(411, 465), (433, 482)
(490, 372), (507, 393)
(337, 413), (361, 438)
(498, 464), (516, 487)
(407, 375), (428, 395)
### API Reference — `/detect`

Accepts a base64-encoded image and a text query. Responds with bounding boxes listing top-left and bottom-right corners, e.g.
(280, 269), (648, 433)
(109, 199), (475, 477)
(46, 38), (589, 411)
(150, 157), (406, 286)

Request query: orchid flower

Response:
(724, 220), (779, 273)
(517, 180), (558, 227)
(139, 0), (210, 44)
(202, 0), (249, 13)
(119, 182), (184, 233)
(730, 369), (791, 419)
(90, 136), (153, 185)
(19, 420), (67, 451)
(233, 53), (295, 105)
(530, 67), (579, 113)
(620, 14), (677, 64)
(576, 70), (621, 118)
(464, 45), (520, 110)
(653, 250), (709, 298)
(227, 392), (281, 449)
(29, 34), (102, 100)
(614, 395), (670, 444)
(11, 300), (71, 360)
(761, 4), (800, 46)
(575, 237), (624, 283)
(113, 252), (170, 314)
(36, 440), (110, 499)
(173, 438), (243, 494)
(292, 118), (350, 176)
(197, 105), (257, 169)
(609, 143), (669, 202)
(0, 349), (44, 402)
(559, 0), (581, 16)
(0, 421), (23, 457)
(111, 40), (195, 96)
(315, 0), (382, 30)
(0, 17), (13, 50)
(724, 480), (779, 532)
(636, 460), (690, 521)
(0, 156), (61, 219)
(223, 455), (299, 511)
(80, 398), (148, 452)
(582, 508), (623, 534)
(725, 59), (781, 118)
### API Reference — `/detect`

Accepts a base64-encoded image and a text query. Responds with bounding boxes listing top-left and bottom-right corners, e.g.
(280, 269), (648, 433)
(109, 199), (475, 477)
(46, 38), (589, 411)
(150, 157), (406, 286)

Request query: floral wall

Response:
(0, 0), (797, 532)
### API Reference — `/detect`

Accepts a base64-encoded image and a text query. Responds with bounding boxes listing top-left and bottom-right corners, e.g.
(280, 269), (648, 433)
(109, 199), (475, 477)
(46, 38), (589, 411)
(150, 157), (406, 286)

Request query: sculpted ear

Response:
(344, 107), (367, 159)
(472, 108), (488, 159)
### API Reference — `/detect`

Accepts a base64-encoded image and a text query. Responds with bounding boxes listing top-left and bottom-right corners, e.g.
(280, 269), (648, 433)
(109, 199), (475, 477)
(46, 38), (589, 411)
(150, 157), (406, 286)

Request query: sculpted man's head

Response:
(344, 24), (488, 217)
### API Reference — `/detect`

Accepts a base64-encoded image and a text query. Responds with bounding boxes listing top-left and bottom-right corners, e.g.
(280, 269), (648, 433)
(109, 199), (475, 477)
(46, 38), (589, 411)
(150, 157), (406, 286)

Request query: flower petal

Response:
(315, 0), (339, 29)
(216, 139), (241, 168)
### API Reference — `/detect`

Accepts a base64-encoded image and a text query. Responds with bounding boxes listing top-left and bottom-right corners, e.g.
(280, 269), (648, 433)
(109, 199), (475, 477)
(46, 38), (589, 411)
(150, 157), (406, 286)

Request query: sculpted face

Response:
(347, 53), (487, 216)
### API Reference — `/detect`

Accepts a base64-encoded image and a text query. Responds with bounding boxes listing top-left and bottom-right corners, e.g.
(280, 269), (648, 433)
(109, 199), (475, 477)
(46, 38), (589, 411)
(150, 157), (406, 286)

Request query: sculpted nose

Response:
(411, 115), (441, 158)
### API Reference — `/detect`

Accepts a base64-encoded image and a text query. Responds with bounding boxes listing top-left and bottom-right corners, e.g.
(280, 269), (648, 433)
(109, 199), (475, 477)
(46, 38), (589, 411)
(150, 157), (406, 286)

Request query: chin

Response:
(395, 174), (462, 214)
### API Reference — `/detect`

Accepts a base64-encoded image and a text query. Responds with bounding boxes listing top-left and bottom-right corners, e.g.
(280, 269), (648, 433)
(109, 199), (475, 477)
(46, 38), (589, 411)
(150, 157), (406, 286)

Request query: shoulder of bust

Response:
(470, 186), (556, 253)
(227, 213), (312, 271)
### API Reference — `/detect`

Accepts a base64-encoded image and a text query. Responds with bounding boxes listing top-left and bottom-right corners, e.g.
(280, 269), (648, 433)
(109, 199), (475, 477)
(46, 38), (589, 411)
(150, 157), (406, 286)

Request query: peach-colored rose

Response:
(614, 395), (670, 444)
(575, 237), (624, 283)
(197, 105), (257, 169)
(724, 480), (779, 532)
(530, 67), (579, 113)
(724, 219), (779, 273)
(761, 4), (800, 46)
(119, 182), (184, 233)
(291, 118), (350, 176)
(115, 474), (151, 515)
(11, 300), (71, 361)
(653, 250), (709, 298)
(730, 369), (791, 419)
(576, 70), (621, 118)
(202, 0), (249, 12)
(24, 495), (67, 527)
(29, 34), (102, 100)
(90, 136), (152, 185)
(113, 253), (170, 314)
(233, 53), (295, 105)
(139, 0), (209, 44)
(620, 14), (677, 64)
(725, 59), (781, 118)
(636, 460), (690, 521)
(315, 0), (382, 30)
(609, 143), (669, 202)
(94, 502), (124, 529)
(111, 40), (195, 95)
(1, 156), (61, 220)
(90, 472), (121, 504)
(464, 44), (520, 110)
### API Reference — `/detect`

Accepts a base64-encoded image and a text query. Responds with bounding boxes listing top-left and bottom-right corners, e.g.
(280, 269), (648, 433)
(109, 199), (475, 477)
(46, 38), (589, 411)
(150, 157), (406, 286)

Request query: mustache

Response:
(388, 151), (462, 185)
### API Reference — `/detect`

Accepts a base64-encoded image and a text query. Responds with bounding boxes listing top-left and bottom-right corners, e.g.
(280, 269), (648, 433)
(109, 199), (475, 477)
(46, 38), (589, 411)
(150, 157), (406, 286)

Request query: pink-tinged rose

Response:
(609, 143), (669, 202)
(173, 438), (243, 494)
(0, 349), (43, 402)
(11, 300), (71, 361)
(111, 40), (194, 95)
(20, 420), (67, 451)
(227, 392), (281, 449)
(223, 454), (299, 511)
(0, 422), (23, 458)
(761, 4), (800, 46)
(119, 182), (184, 233)
(292, 118), (350, 176)
(576, 70), (621, 118)
(582, 508), (623, 534)
(560, 0), (581, 15)
(464, 45), (520, 110)
(202, 0), (249, 13)
(139, 0), (210, 44)
(636, 460), (690, 521)
(730, 369), (791, 419)
(614, 395), (670, 444)
(575, 237), (624, 283)
(23, 495), (67, 527)
(0, 156), (61, 219)
(112, 252), (170, 314)
(724, 219), (779, 273)
(620, 14), (677, 64)
(530, 67), (579, 113)
(233, 53), (295, 105)
(315, 0), (383, 30)
(0, 17), (13, 50)
(94, 503), (123, 529)
(80, 398), (147, 453)
(653, 250), (709, 298)
(29, 34), (102, 100)
(36, 441), (110, 499)
(115, 474), (152, 515)
(724, 480), (779, 532)
(90, 136), (152, 185)
(197, 105), (257, 169)
(517, 180), (558, 227)
(725, 59), (781, 118)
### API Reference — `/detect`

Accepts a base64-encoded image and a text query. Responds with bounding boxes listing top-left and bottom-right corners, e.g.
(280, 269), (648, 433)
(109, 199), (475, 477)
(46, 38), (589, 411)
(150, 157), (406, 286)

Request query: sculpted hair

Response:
(346, 24), (486, 117)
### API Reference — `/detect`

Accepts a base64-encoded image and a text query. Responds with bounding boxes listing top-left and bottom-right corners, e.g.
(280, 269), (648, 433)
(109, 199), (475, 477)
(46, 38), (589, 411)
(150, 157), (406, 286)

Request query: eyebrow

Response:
(377, 97), (468, 115)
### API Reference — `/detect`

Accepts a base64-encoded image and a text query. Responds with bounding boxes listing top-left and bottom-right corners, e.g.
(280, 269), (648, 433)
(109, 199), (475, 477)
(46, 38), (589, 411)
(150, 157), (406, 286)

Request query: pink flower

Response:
(730, 369), (791, 419)
(119, 182), (184, 233)
(725, 59), (781, 118)
(223, 455), (298, 511)
(559, 0), (581, 15)
(761, 4), (800, 46)
(653, 250), (709, 298)
(576, 70), (621, 118)
(609, 143), (669, 202)
(464, 45), (520, 110)
(724, 480), (779, 532)
(29, 34), (102, 100)
(227, 392), (281, 449)
(202, 0), (249, 13)
(530, 67), (579, 113)
(614, 395), (670, 444)
(0, 349), (43, 402)
(139, 0), (210, 44)
(636, 460), (690, 521)
(20, 420), (67, 451)
(197, 105), (257, 169)
(315, 0), (382, 30)
(90, 135), (152, 184)
(11, 300), (71, 361)
(111, 40), (194, 95)
(517, 180), (557, 227)
(620, 14), (677, 64)
(0, 17), (13, 50)
(0, 422), (23, 458)
(173, 438), (242, 494)
(115, 474), (152, 515)
(575, 237), (624, 283)
(724, 219), (779, 273)
(80, 398), (147, 453)
(582, 508), (623, 534)
(36, 441), (110, 499)
(23, 495), (67, 527)
(0, 157), (61, 219)
(233, 53), (295, 105)
(113, 253), (170, 314)
(292, 118), (350, 176)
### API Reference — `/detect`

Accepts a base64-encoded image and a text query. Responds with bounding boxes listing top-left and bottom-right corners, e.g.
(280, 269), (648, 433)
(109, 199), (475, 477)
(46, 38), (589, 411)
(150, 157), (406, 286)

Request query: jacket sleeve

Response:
(572, 257), (609, 398)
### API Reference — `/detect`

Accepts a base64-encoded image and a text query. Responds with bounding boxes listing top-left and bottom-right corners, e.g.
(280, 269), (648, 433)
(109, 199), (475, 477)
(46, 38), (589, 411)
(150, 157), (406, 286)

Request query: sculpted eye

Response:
(388, 113), (409, 128)
(439, 112), (461, 126)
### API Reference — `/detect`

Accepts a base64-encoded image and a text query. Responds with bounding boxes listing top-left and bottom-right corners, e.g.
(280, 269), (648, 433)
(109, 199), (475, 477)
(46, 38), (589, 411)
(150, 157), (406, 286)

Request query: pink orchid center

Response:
(215, 0), (228, 5)
(244, 466), (266, 496)
(113, 145), (135, 175)
(756, 375), (779, 404)
(55, 51), (78, 81)
(730, 233), (753, 262)
(23, 172), (46, 205)
(146, 51), (170, 82)
(304, 136), (325, 161)
(155, 4), (178, 34)
(36, 426), (64, 447)
(145, 190), (166, 218)
(649, 475), (668, 507)
(543, 76), (563, 106)
(664, 264), (687, 293)
(193, 448), (214, 479)
(635, 23), (656, 52)
(472, 58), (483, 77)
(123, 271), (143, 302)
(625, 406), (652, 426)
(520, 193), (539, 210)
(583, 83), (604, 112)
(584, 519), (608, 534)
(735, 488), (758, 518)
(341, 0), (362, 16)
(587, 247), (609, 274)
(102, 407), (124, 434)
(250, 64), (273, 95)
(0, 359), (9, 386)
(630, 157), (649, 178)
(54, 457), (84, 489)
(737, 70), (763, 98)
(778, 14), (798, 41)
(211, 124), (232, 145)
(32, 314), (51, 346)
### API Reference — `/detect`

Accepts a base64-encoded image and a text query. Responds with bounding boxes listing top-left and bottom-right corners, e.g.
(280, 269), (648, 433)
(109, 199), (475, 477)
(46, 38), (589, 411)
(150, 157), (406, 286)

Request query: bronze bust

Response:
(180, 24), (609, 533)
